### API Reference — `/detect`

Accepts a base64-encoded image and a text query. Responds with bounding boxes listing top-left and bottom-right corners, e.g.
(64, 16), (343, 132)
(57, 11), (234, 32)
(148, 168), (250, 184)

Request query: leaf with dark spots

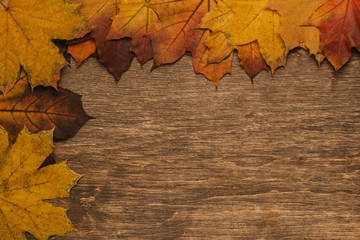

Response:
(0, 71), (92, 141)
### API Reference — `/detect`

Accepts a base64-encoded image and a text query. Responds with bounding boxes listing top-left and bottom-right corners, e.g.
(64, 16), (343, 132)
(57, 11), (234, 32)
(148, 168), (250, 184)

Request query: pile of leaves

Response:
(0, 0), (90, 238)
(0, 0), (359, 239)
(68, 0), (360, 86)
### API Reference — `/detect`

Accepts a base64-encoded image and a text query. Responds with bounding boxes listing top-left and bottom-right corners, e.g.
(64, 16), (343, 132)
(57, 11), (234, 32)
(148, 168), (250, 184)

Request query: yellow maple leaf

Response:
(267, 0), (327, 57)
(192, 31), (233, 87)
(203, 32), (268, 80)
(0, 127), (80, 240)
(199, 0), (286, 73)
(0, 0), (86, 94)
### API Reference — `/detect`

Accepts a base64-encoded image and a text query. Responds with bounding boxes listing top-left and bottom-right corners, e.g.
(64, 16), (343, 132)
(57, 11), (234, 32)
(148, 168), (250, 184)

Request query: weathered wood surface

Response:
(49, 50), (360, 239)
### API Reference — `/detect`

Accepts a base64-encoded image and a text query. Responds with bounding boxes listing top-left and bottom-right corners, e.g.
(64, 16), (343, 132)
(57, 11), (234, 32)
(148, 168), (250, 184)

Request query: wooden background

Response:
(44, 50), (360, 239)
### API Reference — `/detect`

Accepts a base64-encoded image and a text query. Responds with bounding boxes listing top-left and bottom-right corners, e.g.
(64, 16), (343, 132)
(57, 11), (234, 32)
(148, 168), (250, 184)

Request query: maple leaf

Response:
(0, 127), (80, 239)
(67, 39), (96, 66)
(69, 0), (134, 80)
(0, 0), (86, 95)
(304, 0), (360, 70)
(107, 0), (159, 64)
(199, 0), (286, 73)
(202, 32), (268, 80)
(147, 0), (219, 68)
(192, 31), (233, 87)
(267, 0), (328, 57)
(203, 32), (235, 65)
(108, 0), (232, 84)
(0, 71), (91, 141)
(236, 42), (268, 80)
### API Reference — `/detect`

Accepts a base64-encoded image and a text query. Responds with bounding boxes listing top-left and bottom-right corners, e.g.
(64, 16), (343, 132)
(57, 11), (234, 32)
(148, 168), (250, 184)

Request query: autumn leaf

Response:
(202, 32), (268, 80)
(199, 0), (286, 73)
(0, 127), (80, 240)
(107, 0), (159, 64)
(0, 71), (91, 141)
(69, 0), (134, 80)
(304, 0), (360, 70)
(267, 0), (327, 61)
(147, 0), (219, 68)
(67, 39), (96, 66)
(108, 0), (232, 84)
(0, 0), (86, 95)
(108, 0), (198, 64)
(204, 32), (236, 65)
(192, 31), (233, 87)
(236, 42), (268, 81)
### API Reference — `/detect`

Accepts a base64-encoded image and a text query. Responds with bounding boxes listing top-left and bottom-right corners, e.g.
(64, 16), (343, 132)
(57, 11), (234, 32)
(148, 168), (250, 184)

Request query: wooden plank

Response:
(50, 50), (360, 239)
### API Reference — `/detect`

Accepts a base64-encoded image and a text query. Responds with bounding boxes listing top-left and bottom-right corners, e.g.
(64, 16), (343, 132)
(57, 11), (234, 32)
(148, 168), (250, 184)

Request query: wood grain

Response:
(48, 50), (360, 239)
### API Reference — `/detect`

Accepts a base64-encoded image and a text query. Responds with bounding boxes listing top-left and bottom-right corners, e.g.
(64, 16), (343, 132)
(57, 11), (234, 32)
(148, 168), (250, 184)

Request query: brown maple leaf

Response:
(0, 71), (91, 141)
(68, 0), (135, 80)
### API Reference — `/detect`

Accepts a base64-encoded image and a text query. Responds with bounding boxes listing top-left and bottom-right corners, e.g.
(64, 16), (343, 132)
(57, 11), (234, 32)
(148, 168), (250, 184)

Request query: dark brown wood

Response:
(50, 50), (360, 239)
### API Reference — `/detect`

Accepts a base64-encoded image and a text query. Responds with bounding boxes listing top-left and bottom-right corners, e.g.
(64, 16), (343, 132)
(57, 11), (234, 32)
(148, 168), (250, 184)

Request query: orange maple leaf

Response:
(147, 0), (219, 67)
(192, 31), (233, 87)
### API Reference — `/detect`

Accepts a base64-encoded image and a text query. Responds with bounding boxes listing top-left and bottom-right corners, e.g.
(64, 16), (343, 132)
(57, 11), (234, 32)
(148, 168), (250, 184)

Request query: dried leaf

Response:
(304, 0), (360, 70)
(67, 39), (96, 66)
(107, 0), (160, 64)
(0, 0), (86, 94)
(70, 0), (135, 79)
(0, 71), (91, 141)
(203, 32), (268, 80)
(204, 32), (235, 64)
(95, 27), (134, 80)
(199, 0), (286, 73)
(236, 42), (268, 80)
(0, 127), (80, 240)
(267, 0), (327, 56)
(148, 0), (219, 67)
(192, 31), (233, 87)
